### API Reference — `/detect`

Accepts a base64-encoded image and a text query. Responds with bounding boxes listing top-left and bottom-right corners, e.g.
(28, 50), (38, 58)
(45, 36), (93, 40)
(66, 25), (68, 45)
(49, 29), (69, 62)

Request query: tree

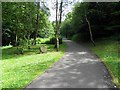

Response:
(2, 2), (51, 47)
(55, 0), (59, 51)
(72, 2), (95, 45)
(61, 12), (73, 38)
(33, 1), (41, 45)
(2, 2), (53, 54)
(85, 15), (95, 46)
(55, 0), (63, 51)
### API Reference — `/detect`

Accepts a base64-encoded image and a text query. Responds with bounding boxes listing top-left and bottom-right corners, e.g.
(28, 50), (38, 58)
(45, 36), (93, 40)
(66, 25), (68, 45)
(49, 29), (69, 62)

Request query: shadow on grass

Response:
(2, 44), (57, 60)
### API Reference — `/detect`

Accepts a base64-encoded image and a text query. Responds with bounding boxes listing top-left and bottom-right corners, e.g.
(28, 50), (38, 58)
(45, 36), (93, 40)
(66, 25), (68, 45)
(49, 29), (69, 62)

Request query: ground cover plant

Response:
(1, 41), (67, 88)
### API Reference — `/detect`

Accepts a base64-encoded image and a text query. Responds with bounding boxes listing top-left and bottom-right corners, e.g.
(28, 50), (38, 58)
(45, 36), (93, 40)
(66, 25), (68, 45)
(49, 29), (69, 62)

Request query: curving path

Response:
(25, 39), (115, 89)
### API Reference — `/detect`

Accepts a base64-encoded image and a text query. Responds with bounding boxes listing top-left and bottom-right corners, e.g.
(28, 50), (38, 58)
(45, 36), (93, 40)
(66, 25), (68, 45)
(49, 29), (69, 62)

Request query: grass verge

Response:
(87, 38), (120, 87)
(1, 42), (67, 88)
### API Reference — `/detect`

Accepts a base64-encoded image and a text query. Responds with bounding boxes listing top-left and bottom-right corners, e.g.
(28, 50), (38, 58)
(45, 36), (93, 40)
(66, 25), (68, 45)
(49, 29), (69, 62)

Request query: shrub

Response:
(29, 39), (34, 45)
(40, 38), (50, 44)
(36, 38), (41, 44)
(49, 37), (62, 44)
(50, 38), (55, 44)
(15, 39), (27, 54)
(72, 33), (90, 42)
(72, 34), (81, 42)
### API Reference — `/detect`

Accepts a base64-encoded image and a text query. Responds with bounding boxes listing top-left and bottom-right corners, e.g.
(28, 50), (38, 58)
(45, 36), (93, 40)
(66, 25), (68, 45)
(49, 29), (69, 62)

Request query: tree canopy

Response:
(61, 2), (120, 42)
(2, 2), (54, 46)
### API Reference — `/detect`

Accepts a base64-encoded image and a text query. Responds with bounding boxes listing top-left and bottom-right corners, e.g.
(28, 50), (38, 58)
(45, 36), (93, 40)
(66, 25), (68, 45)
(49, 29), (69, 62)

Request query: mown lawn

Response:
(1, 42), (67, 88)
(88, 38), (119, 87)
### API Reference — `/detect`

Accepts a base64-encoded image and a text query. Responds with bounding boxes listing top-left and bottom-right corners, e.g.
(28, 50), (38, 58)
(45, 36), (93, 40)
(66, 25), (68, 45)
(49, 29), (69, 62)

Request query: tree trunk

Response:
(55, 0), (63, 51)
(33, 2), (40, 45)
(15, 5), (18, 47)
(28, 34), (31, 49)
(59, 0), (63, 25)
(55, 0), (59, 51)
(33, 12), (39, 45)
(15, 18), (18, 47)
(58, 0), (63, 35)
(85, 16), (95, 46)
(15, 33), (18, 47)
(56, 35), (59, 51)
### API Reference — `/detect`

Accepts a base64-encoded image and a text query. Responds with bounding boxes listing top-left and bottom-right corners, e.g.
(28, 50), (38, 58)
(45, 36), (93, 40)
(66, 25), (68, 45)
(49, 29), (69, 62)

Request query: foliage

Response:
(61, 2), (120, 41)
(72, 34), (81, 42)
(36, 38), (42, 44)
(72, 33), (86, 42)
(61, 12), (73, 38)
(50, 37), (62, 44)
(39, 22), (55, 38)
(2, 2), (54, 46)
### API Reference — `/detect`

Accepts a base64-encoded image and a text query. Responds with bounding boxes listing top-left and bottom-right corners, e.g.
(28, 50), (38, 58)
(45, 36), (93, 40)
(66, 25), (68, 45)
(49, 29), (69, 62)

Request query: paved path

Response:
(26, 39), (115, 88)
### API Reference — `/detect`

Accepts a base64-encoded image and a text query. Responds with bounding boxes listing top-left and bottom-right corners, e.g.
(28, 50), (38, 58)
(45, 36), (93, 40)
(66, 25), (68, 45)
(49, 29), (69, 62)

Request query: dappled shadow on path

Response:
(26, 40), (114, 88)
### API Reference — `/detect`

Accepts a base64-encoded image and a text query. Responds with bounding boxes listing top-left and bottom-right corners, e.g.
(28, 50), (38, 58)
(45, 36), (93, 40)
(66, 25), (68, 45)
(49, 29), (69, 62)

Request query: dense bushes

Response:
(29, 37), (63, 45)
(11, 37), (63, 54)
(49, 37), (62, 44)
(72, 33), (91, 42)
(72, 34), (81, 42)
(44, 37), (62, 44)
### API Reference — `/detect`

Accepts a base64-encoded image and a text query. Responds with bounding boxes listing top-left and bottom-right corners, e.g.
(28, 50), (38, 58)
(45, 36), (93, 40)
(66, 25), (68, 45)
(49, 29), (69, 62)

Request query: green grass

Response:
(1, 42), (67, 88)
(1, 45), (12, 49)
(87, 38), (119, 87)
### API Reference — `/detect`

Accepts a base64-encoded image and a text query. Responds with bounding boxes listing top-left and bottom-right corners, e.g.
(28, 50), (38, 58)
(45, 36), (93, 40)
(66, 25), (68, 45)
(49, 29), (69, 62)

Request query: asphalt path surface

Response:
(26, 39), (116, 89)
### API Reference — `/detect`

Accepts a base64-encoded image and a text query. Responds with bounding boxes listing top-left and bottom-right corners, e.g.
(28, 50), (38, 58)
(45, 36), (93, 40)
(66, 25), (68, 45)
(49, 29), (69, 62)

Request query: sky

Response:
(42, 0), (120, 21)
(44, 0), (83, 21)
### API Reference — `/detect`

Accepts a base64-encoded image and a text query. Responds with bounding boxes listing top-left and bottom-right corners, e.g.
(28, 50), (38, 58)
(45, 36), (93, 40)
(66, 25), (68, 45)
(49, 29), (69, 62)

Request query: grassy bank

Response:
(87, 38), (119, 87)
(1, 42), (67, 88)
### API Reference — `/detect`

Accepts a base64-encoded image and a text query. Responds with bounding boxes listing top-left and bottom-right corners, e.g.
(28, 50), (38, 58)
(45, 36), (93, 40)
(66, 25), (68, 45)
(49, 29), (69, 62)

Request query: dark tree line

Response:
(61, 2), (120, 43)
